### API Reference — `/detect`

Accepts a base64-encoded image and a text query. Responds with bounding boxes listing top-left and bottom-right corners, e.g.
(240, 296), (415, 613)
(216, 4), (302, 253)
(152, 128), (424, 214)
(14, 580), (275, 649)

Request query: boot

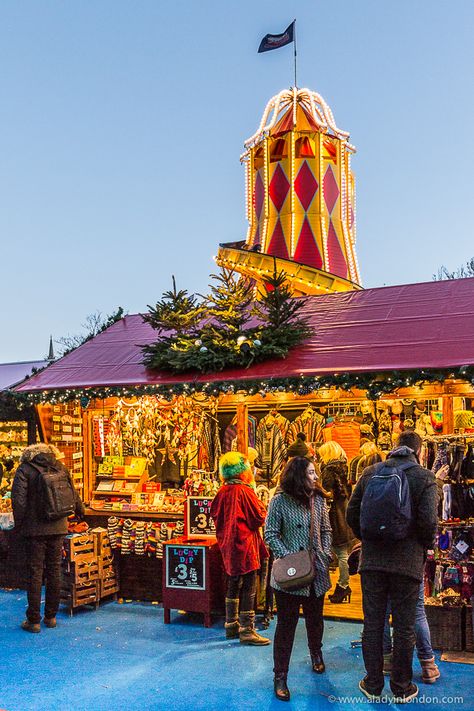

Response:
(383, 652), (393, 676)
(43, 617), (57, 629)
(310, 651), (325, 673)
(224, 598), (239, 639)
(420, 657), (440, 684)
(274, 673), (290, 701)
(21, 620), (40, 633)
(239, 610), (271, 646)
(328, 583), (352, 603)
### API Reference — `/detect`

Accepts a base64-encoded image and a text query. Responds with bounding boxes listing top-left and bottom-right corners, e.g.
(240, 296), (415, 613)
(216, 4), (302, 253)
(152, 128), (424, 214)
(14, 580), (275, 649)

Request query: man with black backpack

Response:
(12, 443), (84, 632)
(346, 431), (438, 704)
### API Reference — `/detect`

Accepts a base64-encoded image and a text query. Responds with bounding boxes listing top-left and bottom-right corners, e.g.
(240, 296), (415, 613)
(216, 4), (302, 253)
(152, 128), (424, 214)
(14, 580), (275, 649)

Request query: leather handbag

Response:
(272, 498), (316, 592)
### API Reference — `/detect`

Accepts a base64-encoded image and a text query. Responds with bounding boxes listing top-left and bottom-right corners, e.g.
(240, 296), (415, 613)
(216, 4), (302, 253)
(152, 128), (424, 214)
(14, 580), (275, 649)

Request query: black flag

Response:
(258, 22), (295, 53)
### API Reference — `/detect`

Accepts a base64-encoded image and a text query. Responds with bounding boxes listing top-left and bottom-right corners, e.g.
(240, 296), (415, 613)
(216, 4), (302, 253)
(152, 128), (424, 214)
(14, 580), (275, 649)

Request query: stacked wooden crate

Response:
(94, 528), (119, 600)
(61, 529), (119, 613)
(61, 533), (99, 612)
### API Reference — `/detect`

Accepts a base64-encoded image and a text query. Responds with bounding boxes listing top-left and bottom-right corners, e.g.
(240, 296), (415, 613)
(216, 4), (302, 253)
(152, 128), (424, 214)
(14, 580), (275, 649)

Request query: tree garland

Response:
(9, 365), (474, 406)
(141, 268), (312, 373)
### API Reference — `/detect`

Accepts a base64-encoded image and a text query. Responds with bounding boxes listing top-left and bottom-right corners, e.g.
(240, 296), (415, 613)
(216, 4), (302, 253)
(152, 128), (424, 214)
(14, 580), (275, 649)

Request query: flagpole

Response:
(293, 19), (297, 88)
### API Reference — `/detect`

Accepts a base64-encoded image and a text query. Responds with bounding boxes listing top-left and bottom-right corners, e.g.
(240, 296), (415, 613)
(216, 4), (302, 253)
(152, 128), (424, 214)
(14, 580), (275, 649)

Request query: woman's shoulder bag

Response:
(272, 497), (316, 592)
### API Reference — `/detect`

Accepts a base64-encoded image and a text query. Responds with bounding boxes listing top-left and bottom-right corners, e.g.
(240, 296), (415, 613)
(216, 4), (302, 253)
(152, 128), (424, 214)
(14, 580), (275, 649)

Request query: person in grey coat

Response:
(346, 431), (438, 704)
(265, 457), (332, 702)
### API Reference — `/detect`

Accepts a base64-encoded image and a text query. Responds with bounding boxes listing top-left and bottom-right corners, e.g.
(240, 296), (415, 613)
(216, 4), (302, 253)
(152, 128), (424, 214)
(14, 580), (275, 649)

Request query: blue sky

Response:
(1, 1), (473, 361)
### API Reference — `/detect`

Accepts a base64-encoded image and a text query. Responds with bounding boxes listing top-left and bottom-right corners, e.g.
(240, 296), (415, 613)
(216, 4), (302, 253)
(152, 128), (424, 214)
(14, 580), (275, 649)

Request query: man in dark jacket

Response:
(346, 431), (438, 703)
(12, 443), (84, 632)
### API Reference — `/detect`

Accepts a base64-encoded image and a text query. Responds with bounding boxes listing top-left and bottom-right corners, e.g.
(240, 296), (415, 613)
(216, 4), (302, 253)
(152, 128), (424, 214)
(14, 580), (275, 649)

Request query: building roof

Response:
(13, 277), (474, 393)
(0, 361), (50, 391)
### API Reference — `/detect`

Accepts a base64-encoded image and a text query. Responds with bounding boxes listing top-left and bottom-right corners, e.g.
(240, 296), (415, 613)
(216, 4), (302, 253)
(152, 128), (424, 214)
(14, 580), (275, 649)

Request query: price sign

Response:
(165, 545), (205, 590)
(186, 497), (216, 540)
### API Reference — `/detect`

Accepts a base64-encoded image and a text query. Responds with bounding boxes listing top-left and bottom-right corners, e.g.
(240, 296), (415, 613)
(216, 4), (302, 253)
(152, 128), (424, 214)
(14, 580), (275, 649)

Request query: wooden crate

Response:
(92, 528), (112, 557)
(100, 563), (117, 580)
(62, 552), (96, 574)
(465, 606), (473, 652)
(63, 534), (95, 562)
(63, 559), (100, 585)
(61, 580), (98, 610)
(425, 604), (463, 651)
(99, 553), (115, 575)
(99, 577), (119, 599)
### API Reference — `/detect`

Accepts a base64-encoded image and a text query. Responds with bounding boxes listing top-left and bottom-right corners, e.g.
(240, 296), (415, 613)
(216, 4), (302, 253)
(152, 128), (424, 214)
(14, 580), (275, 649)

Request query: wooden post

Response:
(442, 394), (454, 434)
(236, 402), (248, 455)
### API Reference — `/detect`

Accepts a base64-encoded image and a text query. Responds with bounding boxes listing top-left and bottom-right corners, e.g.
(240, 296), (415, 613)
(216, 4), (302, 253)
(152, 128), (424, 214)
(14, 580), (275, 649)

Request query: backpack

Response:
(360, 461), (413, 541)
(32, 462), (76, 522)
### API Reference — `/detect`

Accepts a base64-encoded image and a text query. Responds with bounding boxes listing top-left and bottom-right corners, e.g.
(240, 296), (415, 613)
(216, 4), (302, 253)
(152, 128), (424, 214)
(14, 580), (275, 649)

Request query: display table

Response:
(84, 509), (184, 602)
(162, 536), (225, 627)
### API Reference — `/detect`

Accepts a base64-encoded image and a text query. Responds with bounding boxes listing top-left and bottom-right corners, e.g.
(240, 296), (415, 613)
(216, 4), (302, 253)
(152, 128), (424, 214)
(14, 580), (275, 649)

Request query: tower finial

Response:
(47, 335), (55, 362)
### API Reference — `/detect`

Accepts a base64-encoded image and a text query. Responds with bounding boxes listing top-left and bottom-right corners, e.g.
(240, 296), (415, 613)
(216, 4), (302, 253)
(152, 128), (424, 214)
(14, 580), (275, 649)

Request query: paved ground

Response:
(0, 589), (470, 711)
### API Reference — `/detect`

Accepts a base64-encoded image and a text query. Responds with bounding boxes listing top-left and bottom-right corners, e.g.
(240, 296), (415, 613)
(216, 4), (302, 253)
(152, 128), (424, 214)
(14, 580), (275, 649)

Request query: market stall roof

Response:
(0, 361), (50, 391)
(14, 277), (474, 393)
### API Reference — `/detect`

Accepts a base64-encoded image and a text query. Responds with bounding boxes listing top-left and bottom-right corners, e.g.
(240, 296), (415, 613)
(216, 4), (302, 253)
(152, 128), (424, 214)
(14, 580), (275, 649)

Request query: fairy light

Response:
(318, 133), (329, 271)
(290, 129), (296, 256)
(263, 136), (270, 252)
(245, 157), (251, 227)
(244, 89), (353, 153)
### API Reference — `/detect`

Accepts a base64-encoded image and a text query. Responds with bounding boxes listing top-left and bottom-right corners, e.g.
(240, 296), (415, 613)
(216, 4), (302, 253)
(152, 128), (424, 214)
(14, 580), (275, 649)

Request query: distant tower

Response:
(47, 335), (55, 362)
(217, 87), (362, 295)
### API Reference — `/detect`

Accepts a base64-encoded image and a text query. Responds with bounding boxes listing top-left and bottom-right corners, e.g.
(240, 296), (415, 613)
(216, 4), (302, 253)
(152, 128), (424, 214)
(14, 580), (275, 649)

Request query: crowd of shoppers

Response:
(10, 429), (439, 705)
(209, 428), (439, 704)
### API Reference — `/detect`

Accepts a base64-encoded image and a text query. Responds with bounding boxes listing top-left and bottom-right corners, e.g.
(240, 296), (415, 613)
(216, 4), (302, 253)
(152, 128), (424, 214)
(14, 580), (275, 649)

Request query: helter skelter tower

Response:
(216, 87), (362, 295)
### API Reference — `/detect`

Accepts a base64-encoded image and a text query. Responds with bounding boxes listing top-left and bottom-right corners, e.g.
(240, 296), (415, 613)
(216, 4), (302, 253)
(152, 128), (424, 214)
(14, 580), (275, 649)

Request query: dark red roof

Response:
(14, 278), (474, 393)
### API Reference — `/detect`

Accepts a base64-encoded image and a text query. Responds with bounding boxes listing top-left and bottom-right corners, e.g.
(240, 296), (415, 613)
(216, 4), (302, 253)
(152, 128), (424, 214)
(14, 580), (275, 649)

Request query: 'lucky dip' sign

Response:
(165, 545), (206, 590)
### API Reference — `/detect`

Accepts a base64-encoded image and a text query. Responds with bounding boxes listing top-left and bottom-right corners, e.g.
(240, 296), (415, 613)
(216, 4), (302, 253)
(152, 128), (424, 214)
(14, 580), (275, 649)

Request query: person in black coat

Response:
(12, 443), (84, 632)
(346, 431), (438, 703)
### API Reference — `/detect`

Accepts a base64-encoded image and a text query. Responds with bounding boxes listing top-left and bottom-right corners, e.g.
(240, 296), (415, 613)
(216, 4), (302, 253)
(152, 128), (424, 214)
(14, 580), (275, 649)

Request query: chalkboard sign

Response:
(186, 497), (216, 539)
(165, 544), (206, 590)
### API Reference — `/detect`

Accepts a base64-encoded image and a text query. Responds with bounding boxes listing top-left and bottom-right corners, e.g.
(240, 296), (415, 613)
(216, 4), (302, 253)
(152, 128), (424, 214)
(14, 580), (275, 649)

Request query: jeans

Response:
(383, 579), (434, 660)
(25, 535), (64, 624)
(333, 544), (350, 588)
(360, 571), (419, 696)
(227, 570), (257, 611)
(273, 586), (325, 675)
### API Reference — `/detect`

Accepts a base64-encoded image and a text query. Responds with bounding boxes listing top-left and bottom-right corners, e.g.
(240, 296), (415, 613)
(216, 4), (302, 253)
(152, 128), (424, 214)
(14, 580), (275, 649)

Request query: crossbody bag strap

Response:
(308, 496), (315, 551)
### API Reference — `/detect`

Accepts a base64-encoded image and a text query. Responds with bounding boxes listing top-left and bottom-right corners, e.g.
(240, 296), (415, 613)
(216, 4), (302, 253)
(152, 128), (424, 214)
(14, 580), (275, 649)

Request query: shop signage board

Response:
(165, 544), (206, 591)
(186, 497), (216, 539)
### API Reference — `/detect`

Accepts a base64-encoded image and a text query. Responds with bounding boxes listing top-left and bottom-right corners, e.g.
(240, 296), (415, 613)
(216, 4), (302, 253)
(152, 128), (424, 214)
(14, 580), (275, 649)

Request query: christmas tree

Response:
(142, 267), (311, 373)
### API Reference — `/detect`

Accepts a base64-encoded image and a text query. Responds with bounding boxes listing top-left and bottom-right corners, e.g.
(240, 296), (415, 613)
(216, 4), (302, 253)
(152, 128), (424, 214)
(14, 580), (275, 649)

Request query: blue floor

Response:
(0, 589), (471, 711)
